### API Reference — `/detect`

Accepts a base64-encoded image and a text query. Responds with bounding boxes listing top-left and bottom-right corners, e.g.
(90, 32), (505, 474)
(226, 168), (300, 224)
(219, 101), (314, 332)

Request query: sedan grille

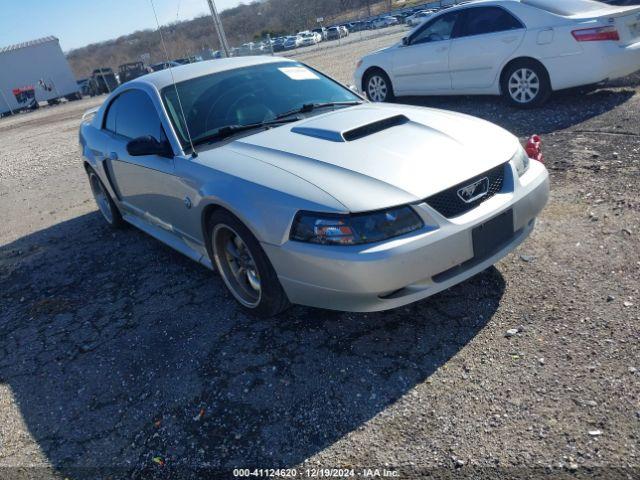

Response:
(425, 163), (506, 218)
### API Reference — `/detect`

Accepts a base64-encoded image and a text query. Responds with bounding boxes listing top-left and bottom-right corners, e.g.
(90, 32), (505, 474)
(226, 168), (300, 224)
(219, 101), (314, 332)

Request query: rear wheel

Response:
(364, 69), (394, 103)
(210, 211), (290, 317)
(501, 60), (551, 108)
(87, 168), (123, 228)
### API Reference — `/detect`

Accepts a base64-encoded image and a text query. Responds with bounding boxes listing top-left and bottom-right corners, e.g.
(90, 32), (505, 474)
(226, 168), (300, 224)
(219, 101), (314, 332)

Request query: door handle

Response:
(108, 152), (118, 161)
(437, 46), (448, 52)
(501, 36), (518, 44)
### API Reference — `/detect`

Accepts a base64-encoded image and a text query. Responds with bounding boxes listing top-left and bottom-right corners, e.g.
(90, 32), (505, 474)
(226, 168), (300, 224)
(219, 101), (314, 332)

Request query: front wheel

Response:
(210, 211), (290, 317)
(87, 168), (123, 228)
(364, 70), (394, 103)
(501, 61), (551, 108)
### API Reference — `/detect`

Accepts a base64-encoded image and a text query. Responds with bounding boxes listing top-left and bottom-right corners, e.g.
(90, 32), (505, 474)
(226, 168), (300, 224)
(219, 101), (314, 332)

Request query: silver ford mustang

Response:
(79, 56), (549, 317)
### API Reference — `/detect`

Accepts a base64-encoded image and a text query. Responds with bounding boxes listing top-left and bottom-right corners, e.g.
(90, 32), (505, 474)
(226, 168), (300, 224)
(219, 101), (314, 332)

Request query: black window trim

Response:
(454, 5), (526, 40)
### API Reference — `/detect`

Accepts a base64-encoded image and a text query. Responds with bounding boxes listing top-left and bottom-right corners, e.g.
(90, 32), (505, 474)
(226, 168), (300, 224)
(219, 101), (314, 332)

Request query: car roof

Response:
(132, 56), (296, 90)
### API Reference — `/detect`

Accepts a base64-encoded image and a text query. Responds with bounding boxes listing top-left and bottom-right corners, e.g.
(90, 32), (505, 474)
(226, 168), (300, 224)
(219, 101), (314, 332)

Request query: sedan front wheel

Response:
(87, 168), (123, 228)
(210, 211), (290, 317)
(365, 70), (394, 103)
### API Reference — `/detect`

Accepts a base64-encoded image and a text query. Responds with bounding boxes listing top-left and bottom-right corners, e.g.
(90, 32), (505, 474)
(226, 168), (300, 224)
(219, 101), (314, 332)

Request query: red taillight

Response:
(572, 26), (620, 42)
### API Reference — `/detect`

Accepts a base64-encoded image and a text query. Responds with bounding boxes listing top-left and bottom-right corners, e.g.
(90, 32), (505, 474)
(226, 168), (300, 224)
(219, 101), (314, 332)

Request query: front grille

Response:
(425, 163), (506, 218)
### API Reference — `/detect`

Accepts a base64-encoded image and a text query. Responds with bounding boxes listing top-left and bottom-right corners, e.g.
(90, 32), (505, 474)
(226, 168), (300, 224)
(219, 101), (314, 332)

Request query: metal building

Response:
(0, 36), (80, 116)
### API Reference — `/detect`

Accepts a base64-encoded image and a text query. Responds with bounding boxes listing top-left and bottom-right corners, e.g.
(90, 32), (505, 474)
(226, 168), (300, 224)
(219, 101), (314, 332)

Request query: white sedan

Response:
(372, 16), (400, 29)
(355, 0), (640, 107)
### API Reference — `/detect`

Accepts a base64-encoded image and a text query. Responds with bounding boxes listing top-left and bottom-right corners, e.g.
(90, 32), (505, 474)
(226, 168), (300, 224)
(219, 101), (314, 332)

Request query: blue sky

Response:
(0, 0), (242, 51)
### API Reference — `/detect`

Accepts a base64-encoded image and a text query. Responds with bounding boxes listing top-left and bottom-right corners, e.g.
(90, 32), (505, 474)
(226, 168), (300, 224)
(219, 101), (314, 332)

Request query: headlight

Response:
(290, 206), (424, 246)
(512, 147), (530, 177)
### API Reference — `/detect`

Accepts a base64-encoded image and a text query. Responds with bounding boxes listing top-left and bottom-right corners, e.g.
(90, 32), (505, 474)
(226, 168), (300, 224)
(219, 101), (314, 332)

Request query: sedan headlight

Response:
(512, 147), (530, 177)
(290, 206), (424, 246)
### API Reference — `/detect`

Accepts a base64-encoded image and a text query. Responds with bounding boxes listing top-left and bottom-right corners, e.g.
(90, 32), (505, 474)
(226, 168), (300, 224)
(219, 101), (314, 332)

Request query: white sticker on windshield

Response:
(279, 67), (320, 81)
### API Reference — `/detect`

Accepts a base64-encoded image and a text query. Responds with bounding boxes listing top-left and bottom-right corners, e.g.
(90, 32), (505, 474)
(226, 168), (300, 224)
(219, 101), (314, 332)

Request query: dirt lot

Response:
(1, 31), (639, 479)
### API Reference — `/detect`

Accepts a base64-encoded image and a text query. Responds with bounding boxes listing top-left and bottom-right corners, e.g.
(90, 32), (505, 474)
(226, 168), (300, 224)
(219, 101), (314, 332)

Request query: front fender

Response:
(178, 151), (345, 247)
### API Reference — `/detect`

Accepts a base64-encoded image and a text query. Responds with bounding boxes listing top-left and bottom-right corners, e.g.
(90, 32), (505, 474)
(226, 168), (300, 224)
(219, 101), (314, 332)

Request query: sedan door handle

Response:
(501, 36), (518, 44)
(108, 152), (118, 161)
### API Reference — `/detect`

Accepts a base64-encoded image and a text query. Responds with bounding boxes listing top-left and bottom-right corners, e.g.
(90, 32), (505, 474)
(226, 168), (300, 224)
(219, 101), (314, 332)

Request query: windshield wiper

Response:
(192, 117), (301, 146)
(274, 101), (363, 120)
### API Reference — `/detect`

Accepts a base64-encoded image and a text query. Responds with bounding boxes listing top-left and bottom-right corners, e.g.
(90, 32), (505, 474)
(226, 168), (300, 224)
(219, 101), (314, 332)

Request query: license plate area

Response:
(472, 209), (514, 259)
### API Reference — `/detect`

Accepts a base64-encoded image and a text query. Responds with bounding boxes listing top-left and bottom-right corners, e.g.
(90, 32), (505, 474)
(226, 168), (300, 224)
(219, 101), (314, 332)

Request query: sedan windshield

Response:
(161, 61), (361, 148)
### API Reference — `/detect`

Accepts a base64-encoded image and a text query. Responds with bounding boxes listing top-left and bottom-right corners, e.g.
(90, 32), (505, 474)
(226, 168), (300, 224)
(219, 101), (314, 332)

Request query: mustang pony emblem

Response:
(457, 177), (490, 204)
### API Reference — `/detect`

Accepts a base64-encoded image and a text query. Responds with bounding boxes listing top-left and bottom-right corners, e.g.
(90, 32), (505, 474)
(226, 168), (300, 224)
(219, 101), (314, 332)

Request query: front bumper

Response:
(263, 160), (550, 312)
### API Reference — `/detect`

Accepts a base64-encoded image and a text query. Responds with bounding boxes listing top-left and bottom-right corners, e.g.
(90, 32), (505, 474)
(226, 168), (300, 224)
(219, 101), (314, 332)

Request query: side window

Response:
(410, 12), (460, 45)
(458, 7), (524, 38)
(112, 90), (163, 140)
(104, 97), (119, 133)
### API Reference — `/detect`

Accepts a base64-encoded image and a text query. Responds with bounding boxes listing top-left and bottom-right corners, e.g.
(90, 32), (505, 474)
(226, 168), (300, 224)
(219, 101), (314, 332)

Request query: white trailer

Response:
(0, 36), (80, 117)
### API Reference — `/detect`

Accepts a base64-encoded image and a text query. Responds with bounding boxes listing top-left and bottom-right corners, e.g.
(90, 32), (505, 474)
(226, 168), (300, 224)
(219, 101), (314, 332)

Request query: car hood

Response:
(227, 104), (520, 212)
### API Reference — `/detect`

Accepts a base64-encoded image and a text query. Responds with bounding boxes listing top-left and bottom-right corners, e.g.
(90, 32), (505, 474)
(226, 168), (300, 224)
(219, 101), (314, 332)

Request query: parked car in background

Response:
(312, 27), (328, 40)
(118, 62), (152, 83)
(238, 43), (256, 56)
(77, 79), (92, 96)
(327, 27), (342, 40)
(150, 61), (182, 72)
(79, 56), (549, 317)
(372, 16), (400, 29)
(356, 0), (640, 107)
(327, 26), (348, 40)
(284, 36), (302, 49)
(407, 10), (436, 26)
(90, 67), (119, 94)
(299, 32), (319, 46)
(272, 37), (287, 52)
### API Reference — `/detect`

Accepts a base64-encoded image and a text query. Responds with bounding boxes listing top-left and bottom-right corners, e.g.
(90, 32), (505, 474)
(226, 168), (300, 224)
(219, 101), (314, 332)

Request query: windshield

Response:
(161, 61), (360, 147)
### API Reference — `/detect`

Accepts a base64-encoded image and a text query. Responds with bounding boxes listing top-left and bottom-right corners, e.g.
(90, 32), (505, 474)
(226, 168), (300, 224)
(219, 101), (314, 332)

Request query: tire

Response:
(364, 69), (394, 103)
(87, 168), (124, 228)
(209, 211), (290, 317)
(501, 60), (551, 108)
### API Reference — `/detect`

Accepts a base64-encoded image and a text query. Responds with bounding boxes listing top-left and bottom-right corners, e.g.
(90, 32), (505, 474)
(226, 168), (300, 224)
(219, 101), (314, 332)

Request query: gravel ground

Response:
(1, 29), (639, 480)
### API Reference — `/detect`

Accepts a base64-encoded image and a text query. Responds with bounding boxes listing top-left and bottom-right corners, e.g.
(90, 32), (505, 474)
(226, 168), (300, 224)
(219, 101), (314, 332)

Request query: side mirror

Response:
(126, 135), (173, 158)
(401, 37), (409, 46)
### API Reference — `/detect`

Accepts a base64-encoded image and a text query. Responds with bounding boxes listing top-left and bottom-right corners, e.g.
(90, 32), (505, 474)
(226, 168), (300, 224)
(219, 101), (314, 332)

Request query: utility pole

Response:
(366, 0), (372, 18)
(206, 0), (231, 58)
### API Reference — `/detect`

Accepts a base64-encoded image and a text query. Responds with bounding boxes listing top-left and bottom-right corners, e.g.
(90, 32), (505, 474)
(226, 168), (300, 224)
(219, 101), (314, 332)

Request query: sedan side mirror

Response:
(126, 135), (173, 158)
(402, 37), (409, 46)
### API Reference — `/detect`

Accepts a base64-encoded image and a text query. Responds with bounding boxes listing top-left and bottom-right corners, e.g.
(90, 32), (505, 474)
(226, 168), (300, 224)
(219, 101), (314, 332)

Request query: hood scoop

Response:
(292, 114), (409, 143)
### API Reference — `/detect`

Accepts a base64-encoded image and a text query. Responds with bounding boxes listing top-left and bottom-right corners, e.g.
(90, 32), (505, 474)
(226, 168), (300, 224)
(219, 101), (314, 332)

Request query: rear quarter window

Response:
(458, 7), (525, 37)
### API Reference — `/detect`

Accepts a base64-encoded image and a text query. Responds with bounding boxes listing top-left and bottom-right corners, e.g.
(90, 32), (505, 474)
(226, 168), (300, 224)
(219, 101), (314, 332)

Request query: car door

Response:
(449, 6), (526, 91)
(390, 11), (461, 94)
(102, 89), (186, 236)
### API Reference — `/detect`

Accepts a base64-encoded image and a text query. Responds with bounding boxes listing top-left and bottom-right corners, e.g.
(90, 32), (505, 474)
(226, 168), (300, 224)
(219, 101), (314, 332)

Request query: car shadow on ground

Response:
(396, 86), (636, 137)
(1, 212), (506, 478)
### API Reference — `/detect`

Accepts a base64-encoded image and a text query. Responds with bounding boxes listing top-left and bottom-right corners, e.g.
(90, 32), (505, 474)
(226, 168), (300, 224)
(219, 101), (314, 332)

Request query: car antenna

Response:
(149, 0), (198, 158)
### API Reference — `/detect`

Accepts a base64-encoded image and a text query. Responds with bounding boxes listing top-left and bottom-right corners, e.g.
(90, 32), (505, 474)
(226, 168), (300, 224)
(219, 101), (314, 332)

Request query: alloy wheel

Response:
(367, 75), (388, 102)
(213, 224), (262, 308)
(508, 68), (540, 104)
(89, 173), (114, 224)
